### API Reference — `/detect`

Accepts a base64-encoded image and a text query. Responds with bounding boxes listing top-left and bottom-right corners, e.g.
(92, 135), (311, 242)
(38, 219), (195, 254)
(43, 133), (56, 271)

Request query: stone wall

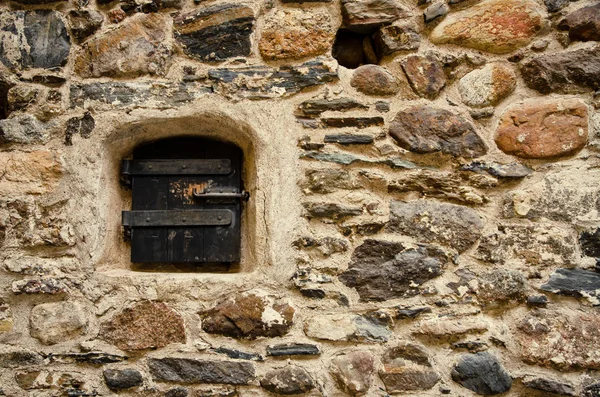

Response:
(0, 0), (599, 395)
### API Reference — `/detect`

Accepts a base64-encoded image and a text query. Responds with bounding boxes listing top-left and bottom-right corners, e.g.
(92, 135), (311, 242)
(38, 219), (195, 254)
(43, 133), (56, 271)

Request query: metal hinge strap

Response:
(122, 209), (232, 227)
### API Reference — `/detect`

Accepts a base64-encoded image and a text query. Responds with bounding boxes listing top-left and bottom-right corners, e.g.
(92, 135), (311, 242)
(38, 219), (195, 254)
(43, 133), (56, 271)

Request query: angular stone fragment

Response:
(543, 0), (572, 12)
(47, 352), (127, 365)
(104, 369), (143, 390)
(174, 4), (254, 61)
(302, 169), (360, 194)
(0, 115), (47, 145)
(424, 2), (449, 23)
(495, 98), (588, 159)
(430, 0), (546, 53)
(267, 343), (321, 357)
(351, 65), (401, 96)
(298, 97), (367, 116)
(304, 313), (391, 342)
(68, 9), (103, 42)
(322, 118), (383, 129)
(414, 317), (488, 339)
(101, 301), (186, 351)
(12, 278), (68, 294)
(342, 0), (410, 33)
(401, 54), (446, 99)
(0, 11), (70, 71)
(396, 307), (431, 319)
(476, 269), (526, 307)
(522, 377), (576, 396)
(374, 24), (420, 56)
(303, 202), (363, 220)
(331, 351), (375, 395)
(517, 309), (600, 370)
(149, 358), (255, 385)
(260, 367), (314, 395)
(580, 228), (600, 258)
(0, 349), (43, 367)
(340, 240), (448, 301)
(451, 352), (512, 395)
(558, 3), (600, 42)
(75, 14), (170, 78)
(388, 200), (483, 253)
(7, 85), (39, 112)
(540, 268), (600, 305)
(65, 112), (95, 146)
(458, 63), (516, 108)
(461, 161), (532, 178)
(209, 58), (338, 99)
(389, 106), (487, 158)
(583, 382), (600, 397)
(301, 151), (418, 169)
(259, 9), (334, 60)
(201, 293), (294, 339)
(211, 347), (263, 361)
(30, 301), (88, 345)
(380, 342), (440, 392)
(521, 47), (600, 94)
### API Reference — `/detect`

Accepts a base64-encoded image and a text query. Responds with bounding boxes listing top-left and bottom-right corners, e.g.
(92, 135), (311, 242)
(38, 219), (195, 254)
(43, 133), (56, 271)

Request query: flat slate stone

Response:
(174, 4), (254, 61)
(540, 268), (600, 304)
(339, 239), (448, 301)
(298, 98), (367, 116)
(522, 377), (576, 396)
(380, 342), (440, 392)
(266, 343), (321, 357)
(324, 135), (374, 145)
(321, 118), (383, 129)
(148, 358), (255, 385)
(342, 0), (410, 33)
(45, 352), (127, 365)
(461, 161), (532, 179)
(0, 11), (70, 71)
(210, 347), (263, 361)
(451, 352), (512, 395)
(301, 151), (418, 169)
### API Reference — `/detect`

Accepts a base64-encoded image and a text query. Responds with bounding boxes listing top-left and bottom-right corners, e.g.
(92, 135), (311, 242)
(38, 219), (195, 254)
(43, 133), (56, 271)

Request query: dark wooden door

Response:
(123, 138), (243, 263)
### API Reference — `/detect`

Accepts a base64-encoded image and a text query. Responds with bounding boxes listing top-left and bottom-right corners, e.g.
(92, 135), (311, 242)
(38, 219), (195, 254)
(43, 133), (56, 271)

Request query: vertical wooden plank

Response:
(131, 176), (168, 262)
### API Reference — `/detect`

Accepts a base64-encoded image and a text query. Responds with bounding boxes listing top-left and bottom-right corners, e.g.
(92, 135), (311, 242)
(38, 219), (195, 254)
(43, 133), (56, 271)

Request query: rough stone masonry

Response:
(0, 0), (599, 395)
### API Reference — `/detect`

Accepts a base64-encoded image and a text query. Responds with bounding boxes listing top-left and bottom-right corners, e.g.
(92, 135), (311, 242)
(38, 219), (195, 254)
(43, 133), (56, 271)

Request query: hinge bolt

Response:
(182, 165), (187, 169)
(146, 218), (150, 222)
(182, 217), (187, 222)
(217, 216), (222, 220)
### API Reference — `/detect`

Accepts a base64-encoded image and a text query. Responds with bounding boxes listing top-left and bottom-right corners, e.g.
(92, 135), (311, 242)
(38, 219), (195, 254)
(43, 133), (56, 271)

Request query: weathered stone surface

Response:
(389, 106), (487, 158)
(266, 343), (321, 357)
(424, 2), (449, 23)
(374, 24), (420, 56)
(342, 0), (410, 33)
(293, 236), (349, 258)
(0, 302), (12, 333)
(339, 240), (448, 301)
(260, 367), (314, 395)
(331, 351), (375, 395)
(458, 63), (516, 108)
(70, 82), (210, 109)
(521, 47), (600, 94)
(527, 295), (548, 307)
(452, 341), (489, 353)
(414, 317), (488, 339)
(0, 11), (70, 71)
(7, 85), (39, 112)
(75, 14), (171, 78)
(12, 278), (68, 294)
(522, 377), (576, 396)
(396, 307), (431, 319)
(304, 313), (392, 342)
(540, 268), (600, 305)
(210, 347), (263, 361)
(303, 202), (363, 220)
(67, 9), (103, 42)
(164, 387), (189, 397)
(401, 54), (446, 99)
(583, 382), (600, 397)
(47, 352), (128, 365)
(388, 200), (483, 253)
(380, 342), (440, 392)
(201, 293), (294, 339)
(30, 301), (87, 345)
(174, 4), (254, 61)
(351, 65), (401, 96)
(496, 98), (588, 159)
(259, 9), (334, 60)
(298, 98), (367, 116)
(301, 151), (418, 169)
(302, 169), (360, 194)
(209, 58), (338, 99)
(0, 115), (47, 145)
(15, 370), (86, 391)
(388, 170), (489, 205)
(322, 118), (383, 129)
(477, 223), (577, 267)
(461, 161), (532, 179)
(0, 348), (43, 368)
(101, 301), (186, 351)
(430, 0), (546, 53)
(476, 269), (527, 307)
(517, 309), (600, 370)
(149, 358), (255, 385)
(581, 228), (600, 258)
(104, 369), (143, 390)
(558, 3), (600, 42)
(65, 112), (95, 146)
(543, 0), (573, 12)
(451, 352), (512, 395)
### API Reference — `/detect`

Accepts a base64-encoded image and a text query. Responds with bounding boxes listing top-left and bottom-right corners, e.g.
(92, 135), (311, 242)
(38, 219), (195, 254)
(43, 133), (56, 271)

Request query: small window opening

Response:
(332, 29), (380, 69)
